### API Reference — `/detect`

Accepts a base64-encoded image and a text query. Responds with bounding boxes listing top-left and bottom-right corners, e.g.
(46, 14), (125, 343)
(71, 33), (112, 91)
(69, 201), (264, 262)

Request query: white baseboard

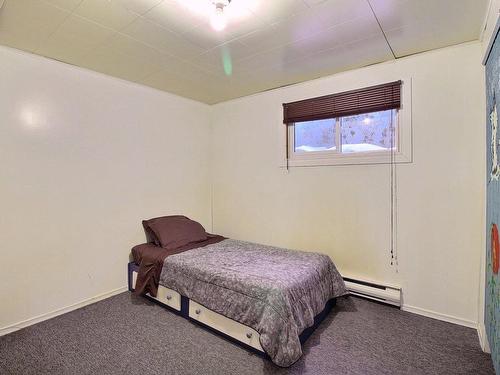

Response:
(402, 304), (477, 329)
(0, 286), (127, 337)
(478, 322), (492, 353)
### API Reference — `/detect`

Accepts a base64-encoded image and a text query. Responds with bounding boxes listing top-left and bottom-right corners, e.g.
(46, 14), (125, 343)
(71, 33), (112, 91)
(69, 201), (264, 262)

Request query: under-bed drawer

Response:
(131, 271), (181, 311)
(189, 300), (263, 352)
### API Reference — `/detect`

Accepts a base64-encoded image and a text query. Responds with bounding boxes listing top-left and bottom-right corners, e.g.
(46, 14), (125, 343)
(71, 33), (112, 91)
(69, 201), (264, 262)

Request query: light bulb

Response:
(210, 4), (227, 31)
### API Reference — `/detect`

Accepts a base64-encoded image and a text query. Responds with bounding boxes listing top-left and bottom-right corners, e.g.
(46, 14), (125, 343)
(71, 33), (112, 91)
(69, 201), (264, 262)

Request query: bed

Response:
(129, 216), (347, 367)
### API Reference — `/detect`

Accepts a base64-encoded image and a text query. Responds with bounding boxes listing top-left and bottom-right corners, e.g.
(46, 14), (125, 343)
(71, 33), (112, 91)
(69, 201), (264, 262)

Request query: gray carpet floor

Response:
(0, 292), (494, 375)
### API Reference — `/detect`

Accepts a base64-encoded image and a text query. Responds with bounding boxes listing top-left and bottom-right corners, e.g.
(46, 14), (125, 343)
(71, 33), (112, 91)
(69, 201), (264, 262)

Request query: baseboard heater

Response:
(343, 277), (401, 307)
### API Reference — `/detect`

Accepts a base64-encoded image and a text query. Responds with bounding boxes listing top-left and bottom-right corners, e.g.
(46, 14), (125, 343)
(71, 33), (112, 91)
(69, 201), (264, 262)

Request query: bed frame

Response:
(127, 262), (336, 359)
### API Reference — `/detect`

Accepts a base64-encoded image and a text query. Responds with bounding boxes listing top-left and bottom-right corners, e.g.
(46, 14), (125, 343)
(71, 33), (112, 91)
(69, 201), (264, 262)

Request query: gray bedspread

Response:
(159, 239), (348, 367)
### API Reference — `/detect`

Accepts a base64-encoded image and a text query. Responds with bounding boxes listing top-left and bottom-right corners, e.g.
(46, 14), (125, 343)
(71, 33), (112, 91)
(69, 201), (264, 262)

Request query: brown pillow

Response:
(142, 215), (207, 250)
(142, 215), (191, 245)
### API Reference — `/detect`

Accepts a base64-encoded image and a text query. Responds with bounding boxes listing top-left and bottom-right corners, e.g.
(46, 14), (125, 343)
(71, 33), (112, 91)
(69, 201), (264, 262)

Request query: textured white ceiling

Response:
(0, 0), (490, 104)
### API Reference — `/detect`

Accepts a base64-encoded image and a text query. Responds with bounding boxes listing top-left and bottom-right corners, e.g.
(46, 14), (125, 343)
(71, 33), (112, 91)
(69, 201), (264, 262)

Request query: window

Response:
(282, 80), (411, 166)
(340, 110), (396, 153)
(294, 118), (336, 153)
(292, 109), (397, 154)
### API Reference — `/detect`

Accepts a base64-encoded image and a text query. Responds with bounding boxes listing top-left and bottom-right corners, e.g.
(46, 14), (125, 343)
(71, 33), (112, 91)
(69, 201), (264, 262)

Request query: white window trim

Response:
(279, 78), (413, 167)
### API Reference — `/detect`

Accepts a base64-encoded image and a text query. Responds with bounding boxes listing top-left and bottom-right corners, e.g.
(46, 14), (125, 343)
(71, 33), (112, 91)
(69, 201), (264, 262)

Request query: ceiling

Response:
(0, 0), (490, 104)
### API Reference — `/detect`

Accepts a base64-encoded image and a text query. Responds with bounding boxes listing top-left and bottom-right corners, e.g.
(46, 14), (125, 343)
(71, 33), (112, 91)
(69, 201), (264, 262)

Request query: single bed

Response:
(129, 216), (347, 367)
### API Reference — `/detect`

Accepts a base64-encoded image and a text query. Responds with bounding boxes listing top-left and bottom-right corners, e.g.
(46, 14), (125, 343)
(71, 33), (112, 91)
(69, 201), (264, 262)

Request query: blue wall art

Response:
(486, 17), (500, 374)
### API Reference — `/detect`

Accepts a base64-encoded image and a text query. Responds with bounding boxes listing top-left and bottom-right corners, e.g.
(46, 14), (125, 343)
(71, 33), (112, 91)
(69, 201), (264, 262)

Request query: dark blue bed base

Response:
(127, 262), (336, 360)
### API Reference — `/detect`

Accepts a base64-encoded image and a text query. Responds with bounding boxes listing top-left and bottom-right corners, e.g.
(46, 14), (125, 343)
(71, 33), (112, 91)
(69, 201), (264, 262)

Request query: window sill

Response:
(281, 151), (412, 167)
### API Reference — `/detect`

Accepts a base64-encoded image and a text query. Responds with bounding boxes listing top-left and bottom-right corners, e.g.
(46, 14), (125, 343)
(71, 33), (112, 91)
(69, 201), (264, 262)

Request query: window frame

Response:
(289, 109), (400, 163)
(280, 78), (412, 167)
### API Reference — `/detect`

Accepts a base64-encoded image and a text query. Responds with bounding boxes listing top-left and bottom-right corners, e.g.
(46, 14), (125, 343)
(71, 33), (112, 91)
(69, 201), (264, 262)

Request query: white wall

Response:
(0, 46), (212, 331)
(211, 42), (485, 326)
(0, 38), (488, 334)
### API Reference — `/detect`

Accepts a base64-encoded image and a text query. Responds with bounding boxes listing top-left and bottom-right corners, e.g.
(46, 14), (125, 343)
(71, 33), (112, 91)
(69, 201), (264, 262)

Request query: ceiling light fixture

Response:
(210, 0), (231, 31)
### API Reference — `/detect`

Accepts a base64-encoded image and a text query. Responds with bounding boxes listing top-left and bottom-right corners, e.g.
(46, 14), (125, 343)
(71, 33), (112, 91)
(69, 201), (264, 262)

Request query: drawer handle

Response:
(166, 295), (172, 301)
(195, 309), (201, 315)
(246, 332), (252, 339)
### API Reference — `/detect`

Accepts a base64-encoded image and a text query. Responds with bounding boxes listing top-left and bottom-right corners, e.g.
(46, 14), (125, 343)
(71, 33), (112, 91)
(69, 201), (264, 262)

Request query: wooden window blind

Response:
(282, 80), (402, 124)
